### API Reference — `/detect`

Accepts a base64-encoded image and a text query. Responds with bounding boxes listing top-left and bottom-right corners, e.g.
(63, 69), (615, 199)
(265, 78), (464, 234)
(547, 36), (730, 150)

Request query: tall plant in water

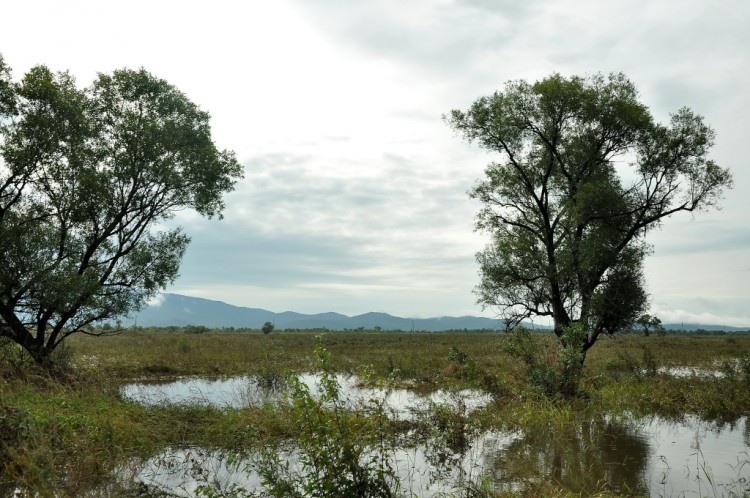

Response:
(200, 340), (401, 498)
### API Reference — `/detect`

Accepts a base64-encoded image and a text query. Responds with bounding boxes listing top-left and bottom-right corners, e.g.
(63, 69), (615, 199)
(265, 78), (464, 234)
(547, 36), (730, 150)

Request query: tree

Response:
(447, 73), (732, 391)
(261, 321), (275, 335)
(635, 314), (664, 337)
(0, 55), (243, 366)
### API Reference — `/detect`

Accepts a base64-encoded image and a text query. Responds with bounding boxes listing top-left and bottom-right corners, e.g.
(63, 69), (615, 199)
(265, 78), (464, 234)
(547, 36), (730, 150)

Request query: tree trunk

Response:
(1, 324), (55, 367)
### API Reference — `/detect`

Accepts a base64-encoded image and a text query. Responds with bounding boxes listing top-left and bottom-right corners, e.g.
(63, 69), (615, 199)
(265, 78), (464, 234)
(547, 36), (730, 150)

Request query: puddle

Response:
(657, 366), (725, 378)
(120, 416), (750, 497)
(120, 375), (750, 496)
(121, 375), (284, 408)
(120, 431), (520, 498)
(489, 416), (750, 497)
(645, 417), (750, 497)
(121, 373), (493, 419)
(657, 358), (747, 379)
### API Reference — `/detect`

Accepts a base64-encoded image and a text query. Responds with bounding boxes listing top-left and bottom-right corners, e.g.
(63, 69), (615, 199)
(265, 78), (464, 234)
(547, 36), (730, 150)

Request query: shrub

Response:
(503, 325), (586, 398)
(199, 339), (401, 498)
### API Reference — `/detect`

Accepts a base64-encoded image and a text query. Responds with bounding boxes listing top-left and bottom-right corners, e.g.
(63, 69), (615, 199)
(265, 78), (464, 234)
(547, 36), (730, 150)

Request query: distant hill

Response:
(126, 294), (748, 332)
(661, 323), (748, 332)
(127, 294), (511, 331)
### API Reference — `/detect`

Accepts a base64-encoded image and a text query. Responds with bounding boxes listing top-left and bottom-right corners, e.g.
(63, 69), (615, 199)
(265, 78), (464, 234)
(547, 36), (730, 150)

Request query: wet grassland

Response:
(2, 331), (750, 497)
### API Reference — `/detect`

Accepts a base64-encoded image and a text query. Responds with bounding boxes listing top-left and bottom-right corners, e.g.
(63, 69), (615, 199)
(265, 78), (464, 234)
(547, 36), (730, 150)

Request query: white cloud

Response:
(146, 293), (166, 308)
(2, 0), (748, 325)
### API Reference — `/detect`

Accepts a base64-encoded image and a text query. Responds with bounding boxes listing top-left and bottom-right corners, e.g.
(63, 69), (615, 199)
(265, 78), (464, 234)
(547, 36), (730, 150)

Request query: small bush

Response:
(445, 347), (504, 397)
(0, 405), (30, 462)
(184, 325), (210, 334)
(200, 339), (401, 498)
(617, 344), (658, 378)
(503, 325), (586, 398)
(737, 352), (750, 385)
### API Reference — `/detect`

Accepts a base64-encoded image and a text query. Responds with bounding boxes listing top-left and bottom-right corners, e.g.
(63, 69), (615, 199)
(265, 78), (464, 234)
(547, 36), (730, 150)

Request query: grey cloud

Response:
(232, 152), (476, 235)
(649, 220), (750, 257)
(288, 0), (519, 77)
(458, 0), (533, 16)
(389, 109), (439, 123)
(172, 149), (481, 299)
(177, 226), (374, 288)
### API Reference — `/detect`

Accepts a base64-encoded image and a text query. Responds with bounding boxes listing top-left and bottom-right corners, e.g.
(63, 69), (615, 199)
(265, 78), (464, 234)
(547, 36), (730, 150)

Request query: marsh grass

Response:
(2, 330), (750, 495)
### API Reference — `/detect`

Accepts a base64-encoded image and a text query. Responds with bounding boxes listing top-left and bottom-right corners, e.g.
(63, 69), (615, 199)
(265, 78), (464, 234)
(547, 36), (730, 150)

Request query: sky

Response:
(1, 0), (749, 326)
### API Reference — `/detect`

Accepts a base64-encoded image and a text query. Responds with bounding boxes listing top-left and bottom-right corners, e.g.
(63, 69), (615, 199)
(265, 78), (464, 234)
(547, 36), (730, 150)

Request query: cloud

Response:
(169, 150), (487, 316)
(652, 305), (750, 329)
(5, 0), (747, 325)
(146, 293), (166, 308)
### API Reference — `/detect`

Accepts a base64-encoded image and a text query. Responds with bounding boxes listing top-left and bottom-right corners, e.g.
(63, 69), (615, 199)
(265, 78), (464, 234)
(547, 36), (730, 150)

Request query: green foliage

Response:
(184, 325), (210, 335)
(617, 343), (659, 378)
(4, 332), (750, 494)
(447, 72), (732, 384)
(445, 347), (504, 396)
(261, 322), (275, 335)
(719, 351), (750, 386)
(200, 339), (401, 498)
(0, 54), (243, 366)
(415, 397), (480, 482)
(446, 346), (480, 383)
(0, 404), (31, 468)
(640, 345), (658, 377)
(504, 326), (587, 398)
(738, 352), (750, 385)
(636, 314), (665, 337)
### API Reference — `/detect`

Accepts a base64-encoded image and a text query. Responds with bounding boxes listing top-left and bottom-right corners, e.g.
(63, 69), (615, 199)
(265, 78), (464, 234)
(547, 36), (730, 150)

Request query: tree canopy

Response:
(447, 73), (732, 357)
(0, 55), (243, 365)
(636, 314), (664, 337)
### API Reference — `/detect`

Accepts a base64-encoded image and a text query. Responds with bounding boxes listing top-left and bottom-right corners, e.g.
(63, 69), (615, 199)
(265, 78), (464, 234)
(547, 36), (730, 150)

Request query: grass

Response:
(2, 330), (750, 496)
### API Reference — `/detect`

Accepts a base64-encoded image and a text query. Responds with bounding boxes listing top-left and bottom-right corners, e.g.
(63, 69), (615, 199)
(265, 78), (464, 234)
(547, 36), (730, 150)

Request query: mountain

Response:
(127, 294), (748, 332)
(128, 293), (508, 331)
(662, 322), (748, 332)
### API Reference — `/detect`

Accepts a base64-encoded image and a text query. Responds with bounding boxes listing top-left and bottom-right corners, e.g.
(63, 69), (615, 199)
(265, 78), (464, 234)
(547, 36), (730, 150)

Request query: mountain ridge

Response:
(127, 293), (748, 332)
(129, 294), (512, 331)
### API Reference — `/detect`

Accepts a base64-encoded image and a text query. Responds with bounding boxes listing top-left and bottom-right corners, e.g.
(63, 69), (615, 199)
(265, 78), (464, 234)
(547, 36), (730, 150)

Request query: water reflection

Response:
(120, 374), (493, 419)
(120, 416), (749, 497)
(122, 432), (518, 498)
(120, 375), (285, 408)
(485, 417), (650, 495)
(648, 417), (750, 497)
(119, 376), (749, 496)
(486, 416), (750, 497)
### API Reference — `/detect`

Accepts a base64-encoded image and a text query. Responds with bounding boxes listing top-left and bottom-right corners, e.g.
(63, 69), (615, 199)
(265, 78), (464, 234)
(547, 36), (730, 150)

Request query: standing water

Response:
(119, 375), (750, 496)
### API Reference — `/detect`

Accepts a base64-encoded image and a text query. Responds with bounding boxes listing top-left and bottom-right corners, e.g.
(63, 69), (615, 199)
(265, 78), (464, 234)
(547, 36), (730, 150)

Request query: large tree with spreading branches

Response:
(447, 73), (732, 391)
(0, 55), (243, 366)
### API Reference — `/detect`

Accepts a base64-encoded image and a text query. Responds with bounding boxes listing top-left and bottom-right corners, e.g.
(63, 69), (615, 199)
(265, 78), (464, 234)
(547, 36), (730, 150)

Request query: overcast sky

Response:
(2, 0), (749, 326)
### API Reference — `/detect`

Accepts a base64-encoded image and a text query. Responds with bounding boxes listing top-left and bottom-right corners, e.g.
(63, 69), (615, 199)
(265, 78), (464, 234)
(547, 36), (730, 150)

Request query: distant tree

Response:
(447, 73), (732, 395)
(0, 55), (243, 366)
(262, 322), (275, 335)
(636, 314), (664, 337)
(184, 325), (209, 335)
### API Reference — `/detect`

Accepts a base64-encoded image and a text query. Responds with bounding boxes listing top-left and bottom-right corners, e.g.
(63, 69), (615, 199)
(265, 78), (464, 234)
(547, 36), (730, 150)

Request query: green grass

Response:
(2, 330), (749, 496)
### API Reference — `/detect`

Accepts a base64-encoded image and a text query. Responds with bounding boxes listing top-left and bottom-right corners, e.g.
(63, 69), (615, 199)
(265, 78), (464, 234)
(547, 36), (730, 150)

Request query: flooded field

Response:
(6, 332), (750, 496)
(120, 373), (493, 419)
(119, 414), (749, 497)
(119, 375), (750, 497)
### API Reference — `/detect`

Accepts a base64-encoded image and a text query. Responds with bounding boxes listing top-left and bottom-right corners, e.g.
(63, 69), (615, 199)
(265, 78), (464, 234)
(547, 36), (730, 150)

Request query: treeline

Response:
(97, 324), (750, 335)
(120, 325), (501, 334)
(624, 328), (750, 336)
